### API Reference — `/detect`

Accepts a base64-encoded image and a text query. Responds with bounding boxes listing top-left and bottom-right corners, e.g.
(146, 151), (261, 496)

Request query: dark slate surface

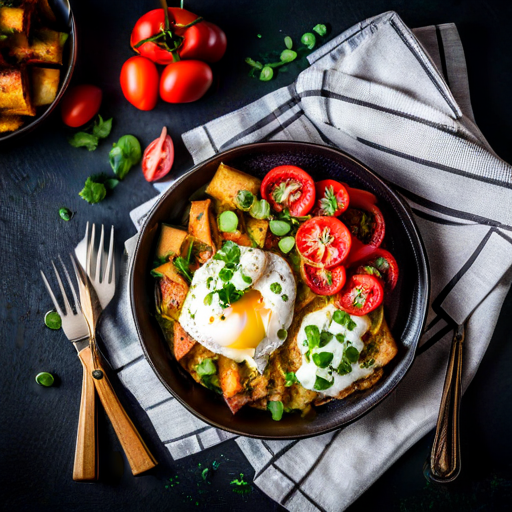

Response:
(1, 0), (511, 510)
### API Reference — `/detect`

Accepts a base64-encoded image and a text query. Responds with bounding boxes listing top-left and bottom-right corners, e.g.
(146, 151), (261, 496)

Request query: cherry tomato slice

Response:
(261, 165), (316, 217)
(159, 60), (213, 103)
(120, 56), (159, 111)
(352, 248), (399, 292)
(342, 202), (385, 247)
(313, 179), (350, 216)
(296, 216), (352, 269)
(142, 127), (174, 182)
(61, 85), (102, 127)
(302, 262), (346, 296)
(335, 274), (384, 316)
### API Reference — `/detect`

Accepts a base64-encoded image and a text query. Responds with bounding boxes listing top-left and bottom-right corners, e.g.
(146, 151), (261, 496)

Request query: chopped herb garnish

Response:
(150, 269), (164, 278)
(314, 375), (334, 391)
(344, 346), (360, 364)
(337, 360), (352, 375)
(241, 272), (252, 284)
(335, 333), (345, 343)
(206, 276), (214, 289)
(333, 309), (350, 326)
(312, 352), (333, 368)
(267, 400), (284, 421)
(270, 282), (282, 294)
(204, 292), (214, 305)
(282, 294), (289, 302)
(173, 240), (194, 283)
(284, 372), (297, 387)
(196, 358), (217, 376)
(360, 358), (375, 369)
(217, 282), (244, 308)
(214, 240), (241, 267)
(305, 324), (321, 349)
(219, 266), (234, 282)
(319, 330), (333, 347)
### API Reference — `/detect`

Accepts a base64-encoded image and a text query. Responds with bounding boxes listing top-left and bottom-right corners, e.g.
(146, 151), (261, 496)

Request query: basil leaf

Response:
(196, 358), (217, 377)
(104, 178), (119, 190)
(333, 309), (351, 326)
(347, 319), (357, 331)
(337, 360), (352, 375)
(319, 331), (333, 347)
(305, 325), (320, 349)
(117, 134), (141, 165)
(312, 352), (333, 368)
(92, 115), (113, 139)
(344, 346), (360, 364)
(314, 375), (334, 391)
(267, 400), (284, 421)
(284, 372), (297, 387)
(79, 177), (106, 204)
(335, 333), (345, 343)
(235, 190), (255, 211)
(282, 294), (288, 302)
(69, 132), (98, 151)
(109, 145), (132, 180)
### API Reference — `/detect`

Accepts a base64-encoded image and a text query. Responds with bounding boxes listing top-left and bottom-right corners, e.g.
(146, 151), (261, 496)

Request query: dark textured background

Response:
(1, 0), (511, 510)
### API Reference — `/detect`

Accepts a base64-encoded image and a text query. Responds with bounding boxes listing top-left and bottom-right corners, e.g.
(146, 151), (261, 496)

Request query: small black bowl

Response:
(0, 0), (77, 144)
(130, 141), (430, 439)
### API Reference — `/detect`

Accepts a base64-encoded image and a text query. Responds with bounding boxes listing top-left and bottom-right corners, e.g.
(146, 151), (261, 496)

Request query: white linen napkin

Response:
(99, 11), (512, 512)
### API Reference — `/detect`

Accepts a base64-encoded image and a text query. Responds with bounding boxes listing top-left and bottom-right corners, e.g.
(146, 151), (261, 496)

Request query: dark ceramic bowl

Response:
(0, 0), (77, 144)
(130, 141), (430, 439)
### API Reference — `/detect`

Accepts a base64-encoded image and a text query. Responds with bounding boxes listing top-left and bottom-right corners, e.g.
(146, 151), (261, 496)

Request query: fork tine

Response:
(96, 224), (105, 284)
(52, 259), (72, 316)
(105, 225), (114, 284)
(58, 254), (81, 314)
(40, 270), (64, 317)
(84, 221), (91, 276)
(88, 223), (96, 279)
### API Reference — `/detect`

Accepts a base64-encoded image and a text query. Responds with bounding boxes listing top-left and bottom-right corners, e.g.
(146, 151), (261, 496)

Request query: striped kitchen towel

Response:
(99, 11), (512, 512)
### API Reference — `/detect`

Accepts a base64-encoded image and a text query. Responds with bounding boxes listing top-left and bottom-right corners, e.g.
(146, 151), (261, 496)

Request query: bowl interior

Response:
(0, 0), (76, 143)
(131, 142), (429, 439)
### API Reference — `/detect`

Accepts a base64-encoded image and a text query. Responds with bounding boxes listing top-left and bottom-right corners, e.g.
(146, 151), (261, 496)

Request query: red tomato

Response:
(130, 8), (227, 65)
(352, 248), (399, 292)
(343, 184), (378, 205)
(142, 127), (174, 182)
(335, 274), (384, 316)
(345, 238), (378, 266)
(120, 56), (159, 111)
(342, 202), (385, 247)
(296, 216), (352, 269)
(261, 166), (316, 217)
(302, 262), (346, 296)
(313, 179), (350, 217)
(61, 85), (102, 127)
(160, 60), (213, 103)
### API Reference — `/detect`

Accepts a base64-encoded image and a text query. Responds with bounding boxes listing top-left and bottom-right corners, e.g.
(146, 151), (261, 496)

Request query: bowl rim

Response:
(0, 4), (77, 143)
(129, 140), (430, 439)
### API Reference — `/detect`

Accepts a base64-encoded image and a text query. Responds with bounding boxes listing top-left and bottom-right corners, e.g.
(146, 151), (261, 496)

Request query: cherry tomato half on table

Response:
(352, 248), (399, 292)
(335, 274), (384, 316)
(296, 216), (352, 269)
(261, 165), (316, 217)
(142, 127), (174, 182)
(302, 262), (346, 296)
(160, 60), (213, 103)
(61, 85), (102, 127)
(313, 179), (350, 216)
(130, 8), (227, 65)
(120, 56), (159, 111)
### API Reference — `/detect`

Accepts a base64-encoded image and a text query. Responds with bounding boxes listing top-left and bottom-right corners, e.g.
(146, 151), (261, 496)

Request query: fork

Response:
(41, 257), (98, 482)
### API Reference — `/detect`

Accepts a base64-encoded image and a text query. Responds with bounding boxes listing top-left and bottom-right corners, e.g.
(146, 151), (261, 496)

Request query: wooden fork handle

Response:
(81, 346), (158, 475)
(74, 348), (98, 481)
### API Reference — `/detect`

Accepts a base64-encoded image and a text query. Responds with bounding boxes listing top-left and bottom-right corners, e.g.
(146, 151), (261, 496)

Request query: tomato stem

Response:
(175, 16), (203, 29)
(160, 0), (170, 32)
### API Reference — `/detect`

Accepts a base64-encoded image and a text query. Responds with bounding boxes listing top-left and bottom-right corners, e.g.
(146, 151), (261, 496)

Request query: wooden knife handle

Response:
(429, 324), (464, 482)
(82, 345), (158, 475)
(74, 347), (98, 481)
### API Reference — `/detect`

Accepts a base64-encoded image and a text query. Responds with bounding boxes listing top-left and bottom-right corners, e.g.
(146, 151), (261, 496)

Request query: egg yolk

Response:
(223, 290), (272, 350)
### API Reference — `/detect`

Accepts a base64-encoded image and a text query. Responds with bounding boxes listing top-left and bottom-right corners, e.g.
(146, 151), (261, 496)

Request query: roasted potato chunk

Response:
(31, 67), (59, 106)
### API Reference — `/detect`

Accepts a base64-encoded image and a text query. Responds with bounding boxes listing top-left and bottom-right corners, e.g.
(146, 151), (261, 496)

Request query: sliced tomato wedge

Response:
(142, 127), (174, 182)
(296, 216), (352, 269)
(261, 165), (316, 216)
(313, 179), (350, 217)
(335, 274), (384, 316)
(342, 201), (385, 247)
(352, 248), (399, 292)
(302, 262), (346, 296)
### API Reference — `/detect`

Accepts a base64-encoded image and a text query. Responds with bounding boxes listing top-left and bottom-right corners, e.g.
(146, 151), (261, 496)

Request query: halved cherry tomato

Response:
(130, 8), (227, 65)
(345, 238), (378, 266)
(120, 56), (159, 111)
(296, 216), (352, 268)
(313, 179), (350, 216)
(345, 185), (377, 205)
(342, 202), (385, 247)
(352, 248), (399, 292)
(61, 85), (102, 127)
(302, 262), (346, 296)
(142, 127), (174, 182)
(160, 60), (213, 103)
(261, 165), (316, 217)
(335, 274), (384, 316)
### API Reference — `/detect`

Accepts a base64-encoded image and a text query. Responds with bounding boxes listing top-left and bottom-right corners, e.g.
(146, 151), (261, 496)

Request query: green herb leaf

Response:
(196, 358), (217, 377)
(204, 292), (214, 305)
(301, 32), (316, 50)
(344, 346), (360, 364)
(282, 294), (289, 302)
(245, 57), (263, 69)
(104, 178), (119, 190)
(58, 207), (73, 221)
(117, 134), (141, 165)
(319, 330), (333, 347)
(249, 198), (271, 219)
(337, 360), (352, 375)
(360, 358), (375, 369)
(284, 36), (293, 49)
(284, 372), (297, 387)
(235, 190), (255, 211)
(44, 310), (61, 330)
(267, 400), (284, 421)
(241, 272), (252, 284)
(335, 333), (345, 343)
(69, 132), (99, 151)
(218, 210), (239, 232)
(305, 324), (320, 349)
(150, 269), (163, 278)
(314, 375), (334, 391)
(214, 240), (241, 268)
(207, 277), (214, 289)
(333, 309), (350, 326)
(92, 114), (113, 139)
(270, 282), (282, 294)
(201, 374), (222, 393)
(79, 177), (107, 204)
(259, 66), (274, 81)
(109, 135), (141, 179)
(312, 352), (333, 368)
(313, 24), (327, 36)
(278, 236), (295, 254)
(280, 49), (297, 63)
(217, 282), (244, 308)
(35, 372), (55, 387)
(269, 220), (291, 236)
(347, 318), (357, 331)
(219, 267), (234, 282)
(174, 256), (194, 283)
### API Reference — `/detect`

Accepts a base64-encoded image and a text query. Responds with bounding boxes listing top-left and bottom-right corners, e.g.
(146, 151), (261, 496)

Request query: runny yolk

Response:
(225, 290), (272, 350)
